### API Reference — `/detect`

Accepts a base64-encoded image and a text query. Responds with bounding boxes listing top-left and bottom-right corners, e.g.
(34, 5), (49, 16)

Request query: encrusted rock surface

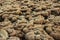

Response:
(0, 0), (60, 40)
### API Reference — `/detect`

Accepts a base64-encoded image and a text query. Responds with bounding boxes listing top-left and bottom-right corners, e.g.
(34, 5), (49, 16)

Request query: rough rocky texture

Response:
(0, 0), (60, 40)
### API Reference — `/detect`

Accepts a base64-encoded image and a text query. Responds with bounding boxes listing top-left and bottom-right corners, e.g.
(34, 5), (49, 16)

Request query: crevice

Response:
(44, 16), (48, 19)
(43, 26), (50, 34)
(51, 10), (59, 16)
(22, 34), (26, 40)
(0, 16), (4, 22)
(9, 18), (16, 23)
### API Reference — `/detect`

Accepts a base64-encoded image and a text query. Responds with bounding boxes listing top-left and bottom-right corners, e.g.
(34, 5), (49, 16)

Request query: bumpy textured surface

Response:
(0, 0), (60, 40)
